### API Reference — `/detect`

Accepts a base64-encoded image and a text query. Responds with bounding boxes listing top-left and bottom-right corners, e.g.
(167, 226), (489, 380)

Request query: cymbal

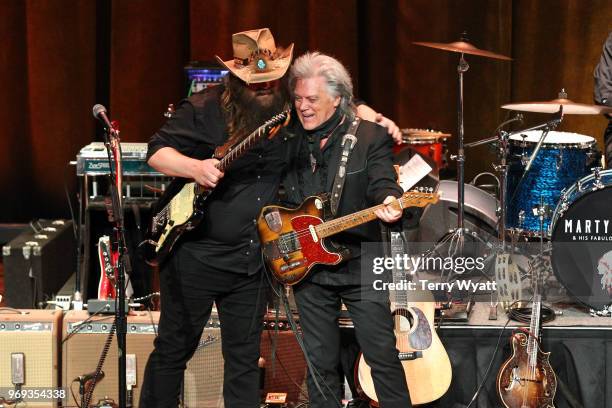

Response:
(413, 40), (512, 60)
(402, 128), (452, 140)
(501, 98), (612, 115)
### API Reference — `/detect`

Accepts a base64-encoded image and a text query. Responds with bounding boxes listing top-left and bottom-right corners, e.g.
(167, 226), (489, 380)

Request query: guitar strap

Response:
(329, 117), (360, 216)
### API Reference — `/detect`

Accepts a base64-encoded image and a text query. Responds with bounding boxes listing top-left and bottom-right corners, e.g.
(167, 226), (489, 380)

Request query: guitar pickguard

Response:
(291, 215), (342, 267)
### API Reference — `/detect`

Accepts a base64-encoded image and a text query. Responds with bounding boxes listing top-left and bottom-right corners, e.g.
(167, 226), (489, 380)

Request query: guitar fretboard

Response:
(315, 192), (437, 239)
(194, 110), (288, 195)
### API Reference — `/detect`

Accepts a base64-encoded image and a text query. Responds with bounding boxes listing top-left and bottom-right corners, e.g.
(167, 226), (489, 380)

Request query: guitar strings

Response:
(276, 194), (431, 242)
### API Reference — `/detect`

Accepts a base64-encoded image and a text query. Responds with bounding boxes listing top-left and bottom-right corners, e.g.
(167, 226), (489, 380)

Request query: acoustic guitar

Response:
(355, 231), (452, 405)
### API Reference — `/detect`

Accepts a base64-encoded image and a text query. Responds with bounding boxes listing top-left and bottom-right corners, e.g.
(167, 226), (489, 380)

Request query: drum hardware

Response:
(592, 166), (605, 190)
(414, 33), (511, 251)
(508, 107), (564, 203)
(470, 172), (500, 197)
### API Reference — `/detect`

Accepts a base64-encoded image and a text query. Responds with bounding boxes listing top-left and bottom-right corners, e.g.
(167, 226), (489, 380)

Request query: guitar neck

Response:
(315, 192), (435, 239)
(389, 231), (408, 307)
(195, 110), (288, 195)
(526, 294), (542, 369)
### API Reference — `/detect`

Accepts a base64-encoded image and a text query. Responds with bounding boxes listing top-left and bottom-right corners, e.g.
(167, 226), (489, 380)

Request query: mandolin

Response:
(496, 292), (557, 408)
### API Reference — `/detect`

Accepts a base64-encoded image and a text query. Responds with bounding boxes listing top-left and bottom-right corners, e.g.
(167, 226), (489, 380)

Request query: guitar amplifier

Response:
(2, 220), (75, 309)
(62, 310), (159, 408)
(182, 321), (308, 407)
(0, 309), (62, 408)
(183, 318), (224, 408)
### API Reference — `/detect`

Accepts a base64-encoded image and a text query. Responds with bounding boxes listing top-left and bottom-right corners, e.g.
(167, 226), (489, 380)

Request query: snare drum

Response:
(399, 129), (451, 169)
(506, 131), (596, 236)
(550, 168), (612, 310)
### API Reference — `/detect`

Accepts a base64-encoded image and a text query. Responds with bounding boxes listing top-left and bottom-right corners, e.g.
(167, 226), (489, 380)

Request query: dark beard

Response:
(228, 76), (289, 136)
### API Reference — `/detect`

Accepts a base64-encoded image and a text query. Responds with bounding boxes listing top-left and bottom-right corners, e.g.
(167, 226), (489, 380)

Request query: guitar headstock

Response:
(266, 110), (291, 139)
(401, 188), (440, 207)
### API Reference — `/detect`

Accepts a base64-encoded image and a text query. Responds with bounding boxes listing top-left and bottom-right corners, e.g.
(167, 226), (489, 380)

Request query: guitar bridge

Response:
(263, 233), (301, 261)
(398, 351), (422, 361)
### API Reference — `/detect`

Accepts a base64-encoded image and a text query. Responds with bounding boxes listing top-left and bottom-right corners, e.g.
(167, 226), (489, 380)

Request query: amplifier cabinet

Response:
(0, 309), (62, 408)
(2, 219), (75, 309)
(260, 329), (308, 405)
(182, 324), (308, 407)
(183, 320), (224, 408)
(62, 310), (159, 408)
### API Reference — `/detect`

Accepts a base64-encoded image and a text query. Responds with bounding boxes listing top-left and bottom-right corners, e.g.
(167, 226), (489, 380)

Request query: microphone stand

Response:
(101, 121), (128, 408)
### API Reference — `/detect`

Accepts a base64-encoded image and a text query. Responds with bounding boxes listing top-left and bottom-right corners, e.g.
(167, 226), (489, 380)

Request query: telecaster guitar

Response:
(355, 231), (452, 405)
(257, 191), (438, 285)
(142, 110), (290, 265)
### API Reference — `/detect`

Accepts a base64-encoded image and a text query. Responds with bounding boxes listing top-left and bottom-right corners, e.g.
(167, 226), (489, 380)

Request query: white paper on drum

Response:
(398, 154), (433, 191)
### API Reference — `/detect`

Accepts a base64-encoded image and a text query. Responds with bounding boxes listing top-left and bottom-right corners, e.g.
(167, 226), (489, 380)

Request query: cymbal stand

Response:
(453, 52), (469, 241)
(492, 130), (510, 250)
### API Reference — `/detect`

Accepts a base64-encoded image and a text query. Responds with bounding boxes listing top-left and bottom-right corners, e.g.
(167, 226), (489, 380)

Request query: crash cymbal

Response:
(502, 98), (612, 115)
(413, 40), (512, 60)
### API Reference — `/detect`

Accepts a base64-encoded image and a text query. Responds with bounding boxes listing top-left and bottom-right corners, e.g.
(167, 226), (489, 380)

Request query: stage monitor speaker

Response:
(182, 324), (308, 407)
(0, 309), (62, 408)
(62, 310), (159, 408)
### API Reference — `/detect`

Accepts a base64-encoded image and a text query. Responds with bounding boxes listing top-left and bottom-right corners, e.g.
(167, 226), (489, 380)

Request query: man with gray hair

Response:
(280, 52), (413, 407)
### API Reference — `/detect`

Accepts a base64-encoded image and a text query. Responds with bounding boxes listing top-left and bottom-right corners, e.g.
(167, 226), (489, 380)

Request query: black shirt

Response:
(594, 32), (612, 165)
(147, 85), (286, 274)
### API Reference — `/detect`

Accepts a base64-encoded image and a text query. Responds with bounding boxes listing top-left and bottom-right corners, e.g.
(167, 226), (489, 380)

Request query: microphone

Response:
(92, 104), (114, 131)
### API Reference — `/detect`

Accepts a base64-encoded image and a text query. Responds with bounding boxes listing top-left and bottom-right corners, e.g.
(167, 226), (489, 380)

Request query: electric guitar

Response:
(97, 235), (134, 299)
(497, 256), (557, 408)
(257, 191), (438, 285)
(355, 231), (452, 405)
(142, 110), (290, 265)
(97, 236), (117, 300)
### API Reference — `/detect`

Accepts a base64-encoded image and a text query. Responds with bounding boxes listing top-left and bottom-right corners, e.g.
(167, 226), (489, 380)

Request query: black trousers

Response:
(293, 280), (413, 408)
(139, 248), (266, 408)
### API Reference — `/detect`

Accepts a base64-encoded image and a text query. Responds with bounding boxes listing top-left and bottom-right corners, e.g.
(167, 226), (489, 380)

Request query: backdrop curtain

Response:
(0, 0), (610, 222)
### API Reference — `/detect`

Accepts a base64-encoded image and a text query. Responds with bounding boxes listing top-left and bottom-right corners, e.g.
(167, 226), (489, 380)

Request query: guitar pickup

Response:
(398, 351), (422, 361)
(280, 259), (306, 272)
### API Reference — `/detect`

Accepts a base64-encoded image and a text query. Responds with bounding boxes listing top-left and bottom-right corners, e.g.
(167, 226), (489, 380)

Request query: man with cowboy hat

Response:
(140, 28), (401, 408)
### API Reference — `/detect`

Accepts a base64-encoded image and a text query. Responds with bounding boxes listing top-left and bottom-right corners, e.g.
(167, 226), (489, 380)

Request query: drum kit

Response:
(398, 35), (612, 313)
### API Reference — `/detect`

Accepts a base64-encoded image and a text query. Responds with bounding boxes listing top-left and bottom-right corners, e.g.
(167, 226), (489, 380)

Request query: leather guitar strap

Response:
(330, 117), (360, 216)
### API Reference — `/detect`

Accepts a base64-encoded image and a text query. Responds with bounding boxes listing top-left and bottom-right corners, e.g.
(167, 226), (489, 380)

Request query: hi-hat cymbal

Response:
(413, 40), (512, 60)
(502, 98), (612, 115)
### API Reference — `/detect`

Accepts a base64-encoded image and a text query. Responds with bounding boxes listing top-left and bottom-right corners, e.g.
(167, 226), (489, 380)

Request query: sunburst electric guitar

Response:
(355, 231), (452, 405)
(257, 191), (438, 285)
(142, 110), (290, 265)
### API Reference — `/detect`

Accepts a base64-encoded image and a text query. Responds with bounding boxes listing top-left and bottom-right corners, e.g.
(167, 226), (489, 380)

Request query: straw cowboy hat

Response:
(215, 28), (294, 84)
